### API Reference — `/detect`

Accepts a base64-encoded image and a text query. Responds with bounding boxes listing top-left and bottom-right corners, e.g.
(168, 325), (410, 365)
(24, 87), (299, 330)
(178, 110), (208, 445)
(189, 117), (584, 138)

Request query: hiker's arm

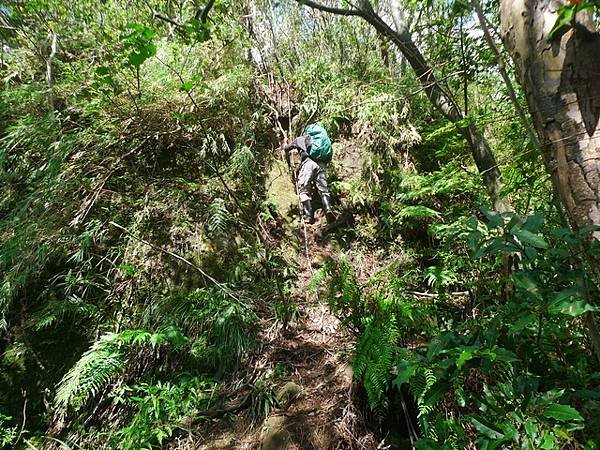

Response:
(283, 142), (297, 152)
(284, 137), (310, 160)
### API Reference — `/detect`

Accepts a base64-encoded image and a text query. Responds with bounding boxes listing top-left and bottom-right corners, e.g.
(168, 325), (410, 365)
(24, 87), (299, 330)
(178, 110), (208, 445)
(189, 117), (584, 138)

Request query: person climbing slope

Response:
(284, 123), (335, 224)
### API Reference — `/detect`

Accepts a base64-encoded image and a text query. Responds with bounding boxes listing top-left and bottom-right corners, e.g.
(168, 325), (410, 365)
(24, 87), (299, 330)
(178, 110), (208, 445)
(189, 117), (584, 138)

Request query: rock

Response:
(199, 435), (236, 450)
(275, 381), (302, 409)
(266, 159), (297, 222)
(260, 415), (291, 450)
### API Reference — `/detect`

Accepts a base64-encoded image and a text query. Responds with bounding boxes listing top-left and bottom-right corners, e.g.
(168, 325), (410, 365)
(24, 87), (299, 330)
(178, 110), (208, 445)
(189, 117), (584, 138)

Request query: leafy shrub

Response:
(108, 376), (216, 450)
(313, 210), (598, 447)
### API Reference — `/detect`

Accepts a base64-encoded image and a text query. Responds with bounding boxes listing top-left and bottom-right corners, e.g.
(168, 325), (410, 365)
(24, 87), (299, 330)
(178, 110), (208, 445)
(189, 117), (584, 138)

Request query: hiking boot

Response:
(325, 210), (336, 224)
(302, 200), (314, 224)
(321, 195), (335, 224)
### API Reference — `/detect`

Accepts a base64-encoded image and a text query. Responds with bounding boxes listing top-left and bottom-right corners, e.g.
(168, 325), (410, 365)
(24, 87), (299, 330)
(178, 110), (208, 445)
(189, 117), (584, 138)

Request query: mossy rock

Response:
(200, 435), (236, 450)
(267, 159), (297, 222)
(275, 381), (302, 409)
(260, 415), (291, 450)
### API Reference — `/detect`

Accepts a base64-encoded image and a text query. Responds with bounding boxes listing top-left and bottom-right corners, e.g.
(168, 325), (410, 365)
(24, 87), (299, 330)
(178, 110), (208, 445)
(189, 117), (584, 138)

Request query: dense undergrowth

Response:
(1, 0), (599, 449)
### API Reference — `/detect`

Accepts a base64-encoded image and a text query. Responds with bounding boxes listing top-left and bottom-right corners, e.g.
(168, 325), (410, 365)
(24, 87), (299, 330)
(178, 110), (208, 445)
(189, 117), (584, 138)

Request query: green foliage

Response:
(548, 1), (600, 41)
(2, 0), (600, 447)
(207, 197), (229, 237)
(353, 318), (399, 418)
(0, 413), (18, 448)
(146, 288), (256, 375)
(249, 381), (277, 419)
(122, 23), (157, 67)
(54, 328), (187, 417)
(109, 376), (216, 449)
(314, 208), (599, 446)
(313, 258), (434, 418)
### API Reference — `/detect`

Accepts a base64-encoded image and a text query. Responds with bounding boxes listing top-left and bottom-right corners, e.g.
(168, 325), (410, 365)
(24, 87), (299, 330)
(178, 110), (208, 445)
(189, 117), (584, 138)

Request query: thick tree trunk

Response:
(499, 0), (600, 362)
(499, 1), (600, 234)
(298, 0), (511, 212)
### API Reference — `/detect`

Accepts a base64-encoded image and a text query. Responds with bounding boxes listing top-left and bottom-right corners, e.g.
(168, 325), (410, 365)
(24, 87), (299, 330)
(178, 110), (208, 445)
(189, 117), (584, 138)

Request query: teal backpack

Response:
(304, 124), (333, 163)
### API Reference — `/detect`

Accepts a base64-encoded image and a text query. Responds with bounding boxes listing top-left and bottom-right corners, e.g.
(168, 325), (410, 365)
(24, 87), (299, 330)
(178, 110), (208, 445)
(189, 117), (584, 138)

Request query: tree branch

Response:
(196, 0), (217, 23)
(153, 12), (184, 29)
(296, 0), (362, 17)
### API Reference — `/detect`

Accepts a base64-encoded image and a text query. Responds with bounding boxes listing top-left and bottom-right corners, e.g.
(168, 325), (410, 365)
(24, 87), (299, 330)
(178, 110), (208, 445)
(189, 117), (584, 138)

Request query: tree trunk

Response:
(499, 1), (600, 233)
(499, 0), (600, 362)
(45, 31), (57, 113)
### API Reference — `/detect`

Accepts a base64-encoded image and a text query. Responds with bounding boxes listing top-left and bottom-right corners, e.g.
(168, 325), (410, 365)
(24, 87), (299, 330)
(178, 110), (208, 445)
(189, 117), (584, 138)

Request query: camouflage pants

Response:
(297, 158), (331, 204)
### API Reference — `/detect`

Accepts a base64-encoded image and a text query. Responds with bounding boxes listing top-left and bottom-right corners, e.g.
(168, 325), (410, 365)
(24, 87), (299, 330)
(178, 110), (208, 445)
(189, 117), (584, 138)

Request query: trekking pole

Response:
(288, 152), (313, 276)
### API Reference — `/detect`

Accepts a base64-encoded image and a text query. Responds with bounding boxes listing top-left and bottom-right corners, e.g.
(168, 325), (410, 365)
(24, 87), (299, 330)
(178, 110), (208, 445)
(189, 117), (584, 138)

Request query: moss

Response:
(275, 381), (302, 409)
(267, 159), (298, 224)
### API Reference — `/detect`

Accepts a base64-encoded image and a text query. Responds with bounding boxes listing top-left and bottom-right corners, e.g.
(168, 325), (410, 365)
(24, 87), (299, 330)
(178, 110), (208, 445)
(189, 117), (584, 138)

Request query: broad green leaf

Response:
(542, 403), (584, 422)
(484, 210), (504, 229)
(95, 66), (111, 76)
(578, 224), (600, 235)
(523, 212), (545, 233)
(180, 81), (194, 92)
(524, 246), (538, 260)
(523, 419), (538, 441)
(393, 359), (417, 386)
(128, 51), (146, 66)
(540, 432), (556, 449)
(470, 416), (505, 439)
(146, 43), (157, 57)
(426, 337), (444, 360)
(512, 273), (540, 298)
(493, 348), (519, 363)
(118, 263), (137, 276)
(548, 5), (575, 41)
(456, 349), (474, 367)
(514, 229), (548, 249)
(549, 299), (595, 317)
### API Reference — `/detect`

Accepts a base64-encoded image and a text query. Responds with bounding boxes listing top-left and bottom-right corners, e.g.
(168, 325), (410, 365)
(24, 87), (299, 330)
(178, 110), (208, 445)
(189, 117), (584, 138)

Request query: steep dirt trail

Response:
(247, 157), (376, 449)
(250, 220), (375, 449)
(188, 156), (376, 449)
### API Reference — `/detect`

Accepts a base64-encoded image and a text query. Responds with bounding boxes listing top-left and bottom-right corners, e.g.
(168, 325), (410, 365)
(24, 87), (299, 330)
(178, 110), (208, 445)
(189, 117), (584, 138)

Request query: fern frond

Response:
(207, 197), (228, 237)
(143, 288), (255, 373)
(353, 318), (399, 419)
(54, 327), (188, 417)
(307, 263), (330, 292)
(54, 332), (125, 417)
(29, 296), (98, 331)
(227, 145), (254, 181)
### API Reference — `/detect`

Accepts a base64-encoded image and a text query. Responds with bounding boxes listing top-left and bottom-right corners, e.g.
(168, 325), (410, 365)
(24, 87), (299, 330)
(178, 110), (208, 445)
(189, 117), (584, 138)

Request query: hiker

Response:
(284, 124), (335, 224)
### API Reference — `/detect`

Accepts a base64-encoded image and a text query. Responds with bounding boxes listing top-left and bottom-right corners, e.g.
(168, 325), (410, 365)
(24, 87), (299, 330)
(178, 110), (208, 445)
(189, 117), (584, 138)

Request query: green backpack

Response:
(304, 124), (333, 163)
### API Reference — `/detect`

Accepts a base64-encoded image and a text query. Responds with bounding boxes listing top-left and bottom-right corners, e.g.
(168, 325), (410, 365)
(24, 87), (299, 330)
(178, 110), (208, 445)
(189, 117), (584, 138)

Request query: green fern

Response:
(227, 145), (254, 181)
(143, 288), (255, 374)
(307, 263), (331, 293)
(54, 332), (126, 416)
(54, 327), (187, 417)
(353, 318), (399, 418)
(207, 197), (229, 237)
(29, 296), (98, 331)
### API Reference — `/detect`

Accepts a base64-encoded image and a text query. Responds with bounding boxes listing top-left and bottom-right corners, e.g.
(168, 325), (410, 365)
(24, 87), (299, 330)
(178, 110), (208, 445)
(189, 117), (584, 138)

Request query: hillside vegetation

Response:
(1, 1), (599, 449)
